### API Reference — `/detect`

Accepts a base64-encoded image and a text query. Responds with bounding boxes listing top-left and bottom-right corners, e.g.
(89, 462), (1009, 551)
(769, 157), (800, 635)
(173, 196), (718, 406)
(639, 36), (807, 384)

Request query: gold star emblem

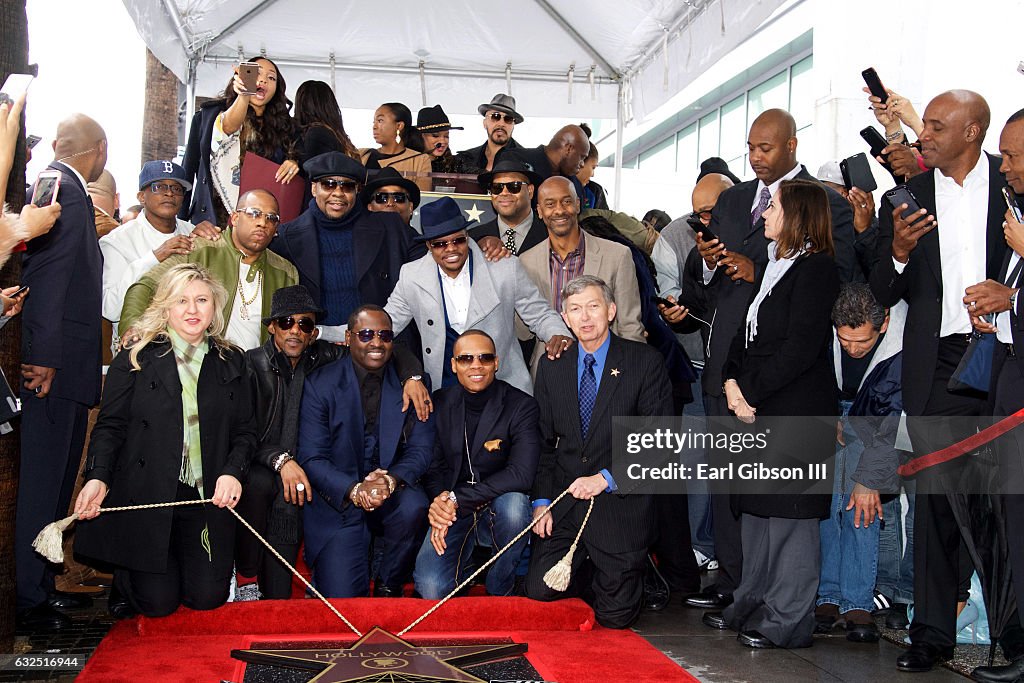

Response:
(610, 368), (620, 377)
(464, 203), (484, 223)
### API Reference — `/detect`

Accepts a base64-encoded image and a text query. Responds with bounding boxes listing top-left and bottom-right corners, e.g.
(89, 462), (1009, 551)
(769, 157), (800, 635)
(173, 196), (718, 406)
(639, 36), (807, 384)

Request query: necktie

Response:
(503, 228), (516, 252)
(579, 354), (597, 439)
(751, 186), (771, 226)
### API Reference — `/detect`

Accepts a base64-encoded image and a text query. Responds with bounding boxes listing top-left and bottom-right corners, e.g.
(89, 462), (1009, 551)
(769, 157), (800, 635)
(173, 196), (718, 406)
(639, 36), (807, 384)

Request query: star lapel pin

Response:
(610, 368), (620, 377)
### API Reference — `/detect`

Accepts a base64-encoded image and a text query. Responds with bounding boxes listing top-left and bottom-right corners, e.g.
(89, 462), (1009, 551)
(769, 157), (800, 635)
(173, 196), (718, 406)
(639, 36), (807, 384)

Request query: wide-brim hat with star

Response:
(360, 167), (421, 208)
(416, 196), (473, 242)
(477, 158), (543, 188)
(477, 93), (524, 124)
(303, 151), (366, 183)
(261, 284), (326, 325)
(416, 104), (464, 133)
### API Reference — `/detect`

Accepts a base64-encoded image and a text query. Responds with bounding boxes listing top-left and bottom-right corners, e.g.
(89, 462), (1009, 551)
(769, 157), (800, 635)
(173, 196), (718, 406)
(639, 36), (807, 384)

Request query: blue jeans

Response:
(876, 479), (915, 605)
(678, 376), (714, 559)
(817, 404), (880, 613)
(413, 492), (531, 599)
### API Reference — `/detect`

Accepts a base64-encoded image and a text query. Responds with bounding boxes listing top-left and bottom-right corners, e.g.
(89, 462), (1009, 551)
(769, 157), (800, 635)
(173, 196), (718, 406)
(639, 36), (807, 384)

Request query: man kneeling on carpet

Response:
(413, 329), (540, 599)
(73, 264), (256, 617)
(297, 304), (435, 597)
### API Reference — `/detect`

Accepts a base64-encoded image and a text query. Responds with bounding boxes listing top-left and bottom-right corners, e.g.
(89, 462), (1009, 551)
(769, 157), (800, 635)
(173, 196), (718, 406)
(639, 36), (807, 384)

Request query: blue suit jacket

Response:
(296, 355), (434, 559)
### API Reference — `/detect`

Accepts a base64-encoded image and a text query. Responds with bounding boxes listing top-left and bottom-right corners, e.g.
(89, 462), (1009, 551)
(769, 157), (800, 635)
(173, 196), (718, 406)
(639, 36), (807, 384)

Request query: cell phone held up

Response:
(884, 184), (925, 222)
(31, 170), (61, 208)
(1003, 186), (1023, 223)
(862, 67), (888, 104)
(686, 212), (719, 244)
(238, 62), (260, 96)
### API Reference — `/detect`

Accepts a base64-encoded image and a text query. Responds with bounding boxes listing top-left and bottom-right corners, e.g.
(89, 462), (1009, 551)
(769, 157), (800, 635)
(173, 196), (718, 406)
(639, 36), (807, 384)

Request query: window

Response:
(697, 111), (720, 163)
(638, 136), (676, 172)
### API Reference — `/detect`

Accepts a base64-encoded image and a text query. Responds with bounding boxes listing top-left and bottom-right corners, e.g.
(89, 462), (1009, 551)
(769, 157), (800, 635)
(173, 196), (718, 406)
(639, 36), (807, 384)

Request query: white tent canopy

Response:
(123, 0), (785, 204)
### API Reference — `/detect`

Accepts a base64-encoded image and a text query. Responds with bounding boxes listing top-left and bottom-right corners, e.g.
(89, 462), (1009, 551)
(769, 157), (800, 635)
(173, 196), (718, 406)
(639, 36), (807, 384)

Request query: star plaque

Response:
(232, 626), (527, 683)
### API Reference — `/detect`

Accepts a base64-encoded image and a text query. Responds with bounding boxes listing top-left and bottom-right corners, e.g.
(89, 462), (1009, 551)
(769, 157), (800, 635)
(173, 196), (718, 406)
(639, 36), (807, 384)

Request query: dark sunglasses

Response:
(373, 192), (409, 205)
(489, 181), (524, 195)
(236, 206), (281, 226)
(148, 182), (185, 196)
(487, 112), (515, 124)
(428, 235), (469, 251)
(696, 210), (712, 221)
(355, 328), (395, 343)
(454, 353), (497, 366)
(275, 316), (316, 334)
(318, 178), (359, 192)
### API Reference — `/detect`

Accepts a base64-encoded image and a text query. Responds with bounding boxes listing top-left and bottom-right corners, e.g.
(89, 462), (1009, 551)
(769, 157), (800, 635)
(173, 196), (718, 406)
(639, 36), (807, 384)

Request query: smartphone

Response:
(862, 68), (888, 104)
(884, 185), (925, 221)
(25, 134), (41, 150)
(860, 126), (889, 159)
(840, 152), (877, 192)
(686, 212), (719, 243)
(238, 62), (259, 95)
(0, 73), (33, 107)
(9, 285), (27, 298)
(653, 295), (676, 308)
(1004, 186), (1023, 222)
(31, 170), (61, 207)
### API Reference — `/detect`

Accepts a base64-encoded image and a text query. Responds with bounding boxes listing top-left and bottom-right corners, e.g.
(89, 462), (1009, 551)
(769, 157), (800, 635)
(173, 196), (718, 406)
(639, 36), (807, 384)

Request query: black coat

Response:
(691, 166), (857, 398)
(869, 153), (1007, 416)
(74, 339), (256, 575)
(21, 162), (102, 406)
(469, 214), (548, 256)
(532, 334), (672, 553)
(179, 100), (227, 226)
(453, 138), (523, 175)
(723, 251), (840, 520)
(423, 380), (541, 510)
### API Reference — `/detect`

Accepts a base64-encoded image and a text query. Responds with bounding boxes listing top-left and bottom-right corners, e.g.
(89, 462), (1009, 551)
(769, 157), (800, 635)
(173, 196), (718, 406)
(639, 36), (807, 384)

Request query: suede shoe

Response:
(702, 611), (731, 630)
(843, 609), (880, 643)
(684, 586), (733, 609)
(896, 643), (953, 673)
(971, 656), (1024, 683)
(738, 630), (776, 649)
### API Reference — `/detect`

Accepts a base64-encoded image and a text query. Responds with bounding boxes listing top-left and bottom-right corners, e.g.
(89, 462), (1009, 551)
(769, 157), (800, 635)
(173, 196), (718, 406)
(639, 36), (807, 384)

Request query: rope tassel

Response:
(542, 497), (594, 592)
(32, 514), (77, 564)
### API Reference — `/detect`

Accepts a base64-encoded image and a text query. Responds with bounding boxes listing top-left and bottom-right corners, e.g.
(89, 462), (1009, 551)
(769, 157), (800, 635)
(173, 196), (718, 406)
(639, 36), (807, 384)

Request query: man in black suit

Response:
(16, 114), (107, 631)
(681, 108), (857, 612)
(413, 329), (540, 599)
(868, 90), (1010, 673)
(270, 152), (426, 341)
(469, 159), (548, 258)
(525, 275), (672, 629)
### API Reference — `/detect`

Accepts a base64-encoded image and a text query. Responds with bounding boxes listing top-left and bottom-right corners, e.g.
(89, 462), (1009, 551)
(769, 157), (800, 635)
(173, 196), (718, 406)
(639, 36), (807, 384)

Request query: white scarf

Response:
(744, 242), (803, 345)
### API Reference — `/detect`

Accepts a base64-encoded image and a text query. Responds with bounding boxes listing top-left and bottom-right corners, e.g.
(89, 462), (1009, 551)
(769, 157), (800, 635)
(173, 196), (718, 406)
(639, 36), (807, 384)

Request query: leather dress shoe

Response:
(971, 656), (1024, 683)
(814, 603), (838, 633)
(107, 585), (137, 620)
(16, 604), (71, 631)
(372, 583), (403, 598)
(642, 554), (670, 611)
(702, 611), (731, 630)
(844, 616), (880, 643)
(886, 604), (910, 630)
(737, 630), (776, 649)
(684, 587), (733, 609)
(896, 643), (953, 673)
(47, 590), (93, 610)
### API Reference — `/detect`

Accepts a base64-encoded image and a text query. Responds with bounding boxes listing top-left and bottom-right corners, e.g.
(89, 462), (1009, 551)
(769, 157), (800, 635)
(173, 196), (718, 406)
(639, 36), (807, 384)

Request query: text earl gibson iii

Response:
(627, 462), (829, 482)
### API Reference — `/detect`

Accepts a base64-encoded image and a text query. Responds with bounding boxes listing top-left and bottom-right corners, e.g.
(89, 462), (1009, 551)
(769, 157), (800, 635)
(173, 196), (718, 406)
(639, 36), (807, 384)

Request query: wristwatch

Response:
(272, 451), (293, 473)
(1011, 290), (1019, 312)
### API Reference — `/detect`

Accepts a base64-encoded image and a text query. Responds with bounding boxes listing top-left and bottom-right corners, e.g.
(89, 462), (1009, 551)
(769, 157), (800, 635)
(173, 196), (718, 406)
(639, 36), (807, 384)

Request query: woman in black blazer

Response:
(719, 179), (840, 649)
(74, 263), (256, 617)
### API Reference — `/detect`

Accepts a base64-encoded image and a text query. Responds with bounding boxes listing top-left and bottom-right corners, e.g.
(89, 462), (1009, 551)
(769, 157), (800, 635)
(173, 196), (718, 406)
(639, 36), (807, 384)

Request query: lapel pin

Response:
(610, 368), (620, 377)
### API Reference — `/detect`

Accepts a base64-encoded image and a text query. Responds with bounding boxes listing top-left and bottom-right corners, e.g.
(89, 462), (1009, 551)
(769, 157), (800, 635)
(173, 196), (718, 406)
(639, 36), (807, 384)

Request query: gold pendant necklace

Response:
(237, 263), (263, 321)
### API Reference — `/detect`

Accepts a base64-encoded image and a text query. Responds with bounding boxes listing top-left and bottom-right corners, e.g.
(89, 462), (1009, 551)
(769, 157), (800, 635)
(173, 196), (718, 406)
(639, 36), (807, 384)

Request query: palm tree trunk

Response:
(141, 48), (181, 163)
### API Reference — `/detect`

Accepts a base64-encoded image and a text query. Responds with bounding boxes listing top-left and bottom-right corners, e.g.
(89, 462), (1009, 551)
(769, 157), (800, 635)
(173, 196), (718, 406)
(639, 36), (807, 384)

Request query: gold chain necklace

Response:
(237, 262), (263, 321)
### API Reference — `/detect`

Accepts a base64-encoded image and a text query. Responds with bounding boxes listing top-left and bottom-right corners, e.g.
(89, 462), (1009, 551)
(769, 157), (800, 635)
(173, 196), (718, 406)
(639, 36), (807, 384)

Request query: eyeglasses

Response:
(489, 181), (524, 195)
(318, 178), (359, 192)
(148, 182), (185, 196)
(454, 353), (497, 366)
(487, 112), (515, 124)
(354, 328), (395, 343)
(695, 210), (712, 221)
(275, 316), (316, 334)
(428, 235), (468, 251)
(373, 192), (409, 205)
(236, 206), (281, 226)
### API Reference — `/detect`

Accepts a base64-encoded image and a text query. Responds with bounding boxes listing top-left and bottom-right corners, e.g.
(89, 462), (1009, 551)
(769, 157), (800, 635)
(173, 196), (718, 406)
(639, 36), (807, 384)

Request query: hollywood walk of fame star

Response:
(232, 626), (526, 683)
(463, 203), (484, 223)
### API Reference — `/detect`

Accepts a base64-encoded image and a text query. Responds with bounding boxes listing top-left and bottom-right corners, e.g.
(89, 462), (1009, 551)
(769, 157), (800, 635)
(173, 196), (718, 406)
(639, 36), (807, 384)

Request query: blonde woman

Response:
(74, 263), (256, 618)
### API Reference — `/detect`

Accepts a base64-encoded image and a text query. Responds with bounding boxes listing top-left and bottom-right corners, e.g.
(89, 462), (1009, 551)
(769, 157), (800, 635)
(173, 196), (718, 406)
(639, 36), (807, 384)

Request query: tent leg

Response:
(613, 80), (625, 211)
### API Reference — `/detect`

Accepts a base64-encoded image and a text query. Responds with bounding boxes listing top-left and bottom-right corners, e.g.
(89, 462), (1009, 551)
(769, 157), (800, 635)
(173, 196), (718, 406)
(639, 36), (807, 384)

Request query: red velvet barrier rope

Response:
(896, 408), (1024, 476)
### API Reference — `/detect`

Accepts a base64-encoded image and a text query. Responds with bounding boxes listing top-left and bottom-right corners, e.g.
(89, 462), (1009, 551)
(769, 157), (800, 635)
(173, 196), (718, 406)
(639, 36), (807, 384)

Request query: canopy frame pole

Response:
(202, 0), (283, 53)
(531, 0), (619, 79)
(613, 79), (625, 211)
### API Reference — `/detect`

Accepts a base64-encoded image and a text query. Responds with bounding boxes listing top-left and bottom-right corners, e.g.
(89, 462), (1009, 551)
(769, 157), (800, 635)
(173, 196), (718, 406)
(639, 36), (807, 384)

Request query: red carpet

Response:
(78, 597), (697, 682)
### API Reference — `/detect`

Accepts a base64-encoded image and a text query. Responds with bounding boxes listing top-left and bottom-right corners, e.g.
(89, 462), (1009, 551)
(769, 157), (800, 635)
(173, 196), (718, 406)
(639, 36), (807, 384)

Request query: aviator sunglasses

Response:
(454, 353), (497, 366)
(355, 328), (395, 343)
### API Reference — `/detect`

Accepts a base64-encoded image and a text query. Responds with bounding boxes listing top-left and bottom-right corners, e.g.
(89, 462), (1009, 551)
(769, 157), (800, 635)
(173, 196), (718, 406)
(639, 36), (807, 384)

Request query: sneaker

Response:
(694, 549), (718, 572)
(872, 589), (893, 615)
(234, 583), (262, 602)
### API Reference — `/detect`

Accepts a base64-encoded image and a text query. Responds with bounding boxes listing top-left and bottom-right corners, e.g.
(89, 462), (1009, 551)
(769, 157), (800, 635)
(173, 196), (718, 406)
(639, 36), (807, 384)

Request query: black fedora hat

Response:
(477, 94), (524, 124)
(478, 158), (543, 188)
(416, 105), (463, 133)
(416, 196), (473, 242)
(261, 284), (326, 325)
(361, 167), (421, 208)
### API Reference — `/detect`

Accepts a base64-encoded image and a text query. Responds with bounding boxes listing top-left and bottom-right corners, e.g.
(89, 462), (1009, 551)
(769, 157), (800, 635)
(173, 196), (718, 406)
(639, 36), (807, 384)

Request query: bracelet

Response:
(349, 483), (361, 506)
(885, 129), (905, 142)
(384, 473), (397, 494)
(272, 452), (293, 473)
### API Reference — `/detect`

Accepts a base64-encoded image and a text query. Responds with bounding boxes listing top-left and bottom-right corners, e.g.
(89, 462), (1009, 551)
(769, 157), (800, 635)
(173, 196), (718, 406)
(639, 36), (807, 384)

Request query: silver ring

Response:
(371, 488), (378, 497)
(860, 203), (867, 208)
(295, 483), (305, 492)
(970, 301), (977, 308)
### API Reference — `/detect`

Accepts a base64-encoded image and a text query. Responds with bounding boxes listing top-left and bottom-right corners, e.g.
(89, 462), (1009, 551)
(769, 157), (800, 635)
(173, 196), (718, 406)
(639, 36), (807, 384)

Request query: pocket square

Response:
(484, 439), (502, 452)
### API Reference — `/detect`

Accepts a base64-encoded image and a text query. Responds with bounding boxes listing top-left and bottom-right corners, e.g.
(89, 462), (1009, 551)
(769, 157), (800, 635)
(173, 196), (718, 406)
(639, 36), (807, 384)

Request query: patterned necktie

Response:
(579, 353), (597, 439)
(751, 186), (771, 226)
(503, 228), (516, 252)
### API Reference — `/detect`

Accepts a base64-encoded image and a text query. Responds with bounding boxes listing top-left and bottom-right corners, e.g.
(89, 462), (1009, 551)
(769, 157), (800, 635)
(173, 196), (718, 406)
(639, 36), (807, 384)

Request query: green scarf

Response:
(168, 329), (208, 496)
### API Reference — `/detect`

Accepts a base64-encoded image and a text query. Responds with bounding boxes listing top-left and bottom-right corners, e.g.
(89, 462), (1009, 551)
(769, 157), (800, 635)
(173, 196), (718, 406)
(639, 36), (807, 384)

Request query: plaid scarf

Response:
(168, 329), (208, 496)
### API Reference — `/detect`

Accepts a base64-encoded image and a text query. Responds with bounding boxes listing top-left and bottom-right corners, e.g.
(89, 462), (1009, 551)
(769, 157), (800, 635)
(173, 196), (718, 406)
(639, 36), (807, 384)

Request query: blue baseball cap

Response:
(138, 160), (191, 192)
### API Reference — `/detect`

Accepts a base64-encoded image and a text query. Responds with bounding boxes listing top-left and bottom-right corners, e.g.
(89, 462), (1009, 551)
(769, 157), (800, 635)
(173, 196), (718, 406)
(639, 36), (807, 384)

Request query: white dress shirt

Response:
(225, 262), (263, 350)
(997, 252), (1022, 344)
(439, 262), (472, 332)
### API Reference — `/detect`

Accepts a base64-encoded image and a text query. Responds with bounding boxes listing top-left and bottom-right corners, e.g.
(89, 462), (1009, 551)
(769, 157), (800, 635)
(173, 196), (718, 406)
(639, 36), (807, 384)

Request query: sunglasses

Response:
(489, 181), (524, 195)
(354, 328), (395, 343)
(318, 178), (359, 192)
(428, 235), (469, 251)
(373, 192), (409, 205)
(274, 316), (316, 334)
(695, 210), (712, 221)
(236, 206), (281, 226)
(487, 112), (515, 124)
(148, 182), (185, 196)
(454, 353), (497, 366)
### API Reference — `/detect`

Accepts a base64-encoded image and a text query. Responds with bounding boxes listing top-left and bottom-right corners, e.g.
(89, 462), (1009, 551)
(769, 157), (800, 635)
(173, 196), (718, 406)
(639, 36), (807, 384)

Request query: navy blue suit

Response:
(297, 356), (434, 597)
(16, 162), (102, 610)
